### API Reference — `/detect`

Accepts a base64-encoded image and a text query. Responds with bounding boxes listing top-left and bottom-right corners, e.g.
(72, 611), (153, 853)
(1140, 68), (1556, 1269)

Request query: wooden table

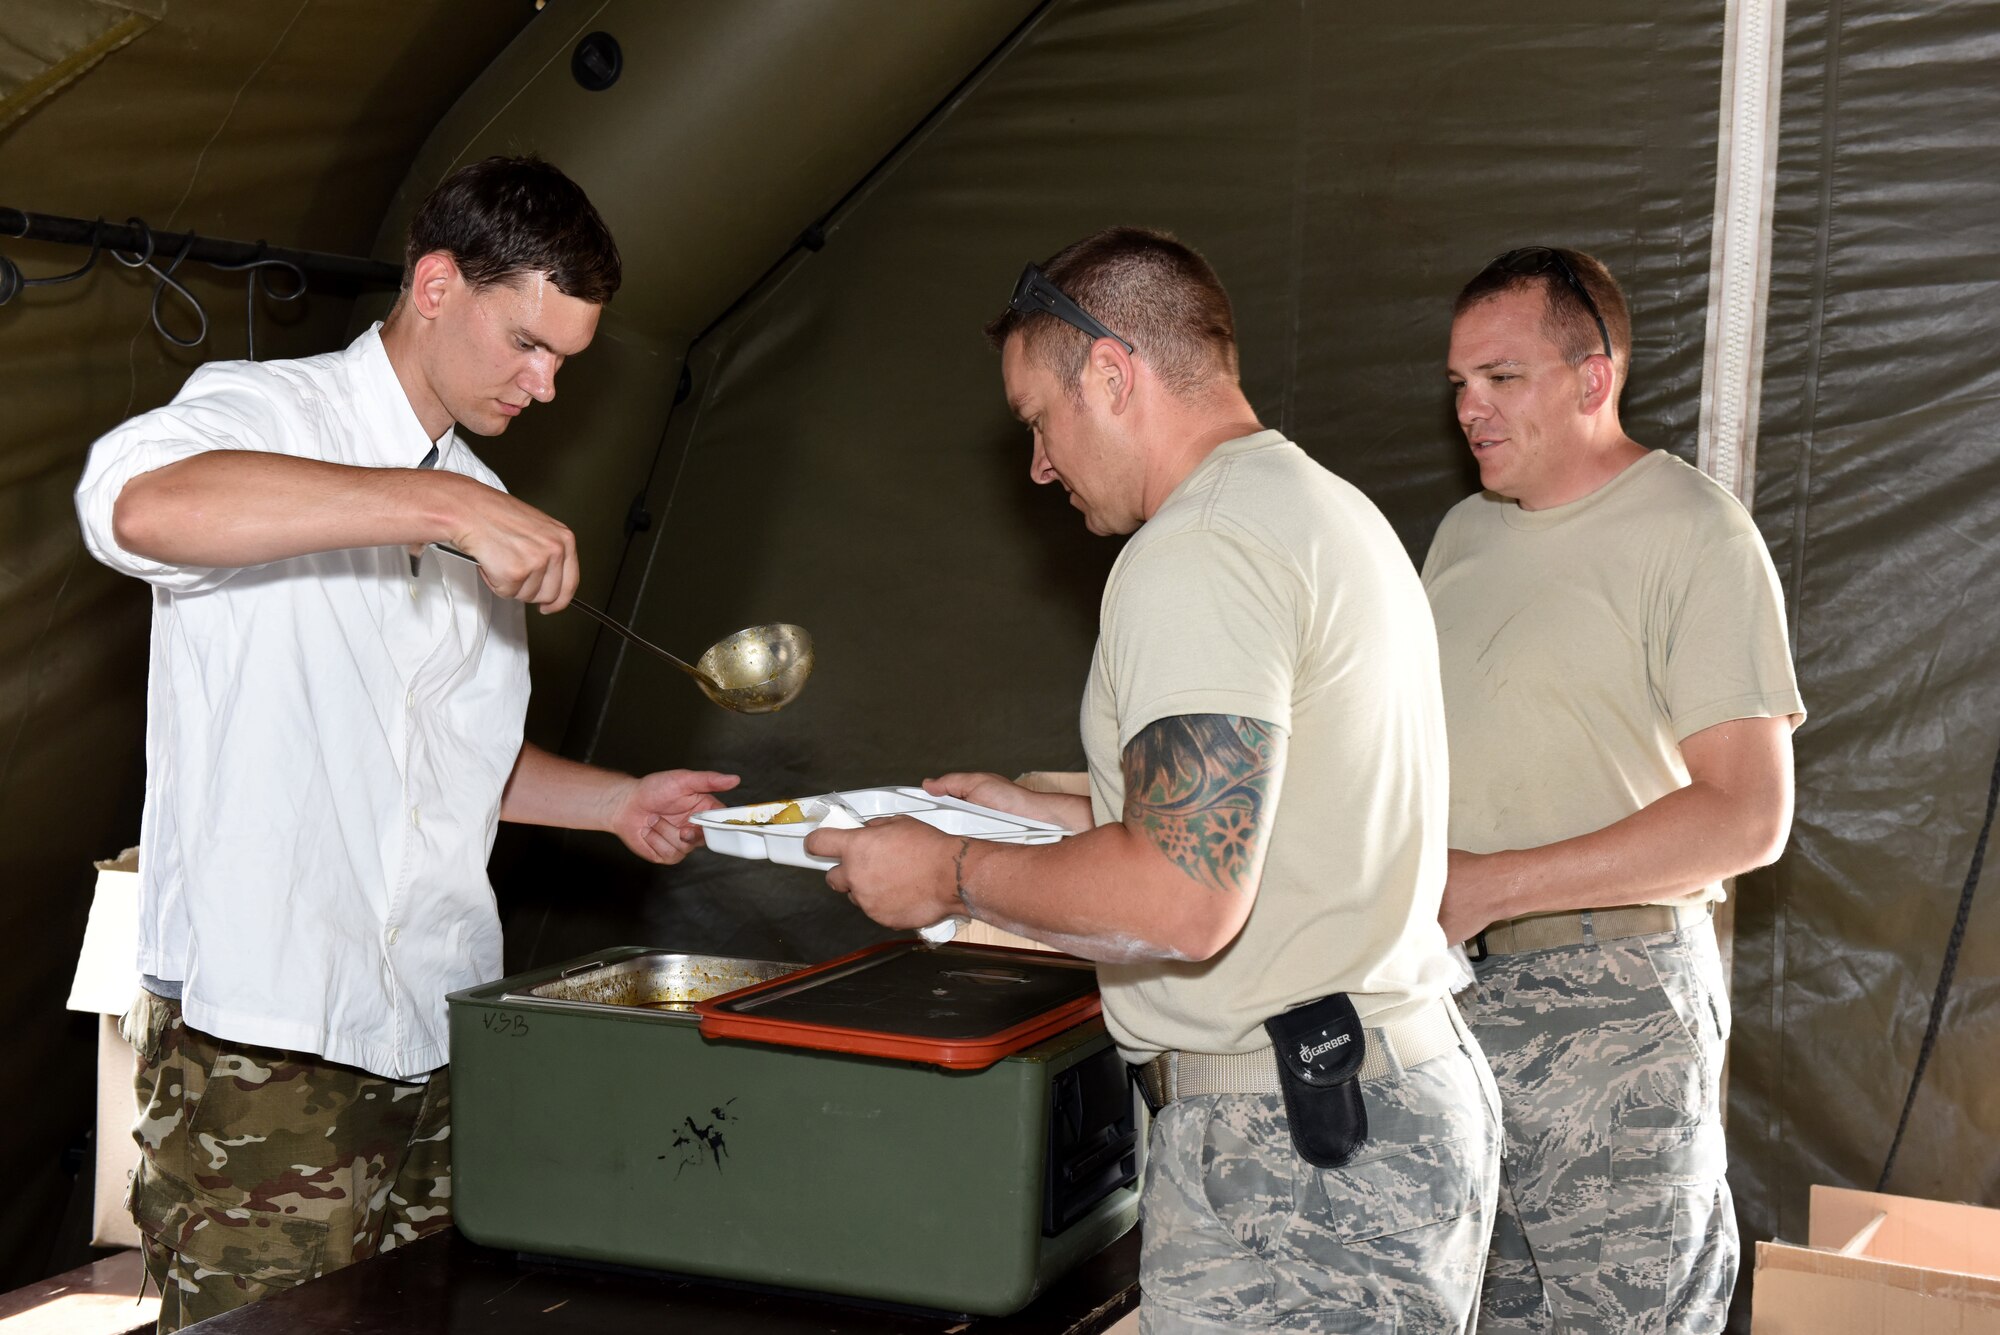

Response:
(185, 1227), (1140, 1334)
(0, 1248), (155, 1335)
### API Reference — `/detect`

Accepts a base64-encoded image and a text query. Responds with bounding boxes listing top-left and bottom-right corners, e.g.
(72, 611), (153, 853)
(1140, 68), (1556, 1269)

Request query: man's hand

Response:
(604, 768), (740, 864)
(1438, 848), (1516, 947)
(806, 817), (964, 930)
(435, 472), (581, 613)
(923, 772), (1093, 833)
(1435, 716), (1797, 942)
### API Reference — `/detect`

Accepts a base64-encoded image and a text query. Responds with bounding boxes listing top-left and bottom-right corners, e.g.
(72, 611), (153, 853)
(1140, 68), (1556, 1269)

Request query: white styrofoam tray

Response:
(692, 785), (1071, 872)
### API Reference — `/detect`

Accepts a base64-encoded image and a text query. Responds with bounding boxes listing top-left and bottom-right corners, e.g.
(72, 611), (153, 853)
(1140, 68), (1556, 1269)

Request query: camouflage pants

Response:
(122, 991), (453, 1334)
(1462, 923), (1736, 1334)
(1139, 1007), (1501, 1333)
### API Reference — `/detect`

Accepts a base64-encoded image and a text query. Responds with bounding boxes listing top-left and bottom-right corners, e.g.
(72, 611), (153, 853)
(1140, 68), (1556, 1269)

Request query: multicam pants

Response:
(1462, 922), (1736, 1334)
(1139, 1008), (1501, 1333)
(122, 991), (454, 1333)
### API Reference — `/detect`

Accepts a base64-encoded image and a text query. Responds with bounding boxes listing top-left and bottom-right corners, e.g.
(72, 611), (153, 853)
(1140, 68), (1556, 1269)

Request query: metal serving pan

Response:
(502, 950), (804, 1020)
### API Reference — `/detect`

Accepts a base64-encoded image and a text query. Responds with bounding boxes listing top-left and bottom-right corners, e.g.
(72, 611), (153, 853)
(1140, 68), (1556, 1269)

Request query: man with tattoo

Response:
(808, 227), (1500, 1333)
(1426, 247), (1802, 1333)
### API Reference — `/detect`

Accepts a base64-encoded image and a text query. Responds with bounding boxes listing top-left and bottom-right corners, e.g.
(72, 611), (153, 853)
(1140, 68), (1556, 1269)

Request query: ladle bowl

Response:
(561, 600), (815, 715)
(692, 622), (815, 714)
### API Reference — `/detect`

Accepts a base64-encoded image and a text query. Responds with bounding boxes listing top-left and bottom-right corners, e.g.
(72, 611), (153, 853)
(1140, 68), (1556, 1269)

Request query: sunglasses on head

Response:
(1493, 246), (1612, 361)
(1008, 263), (1133, 353)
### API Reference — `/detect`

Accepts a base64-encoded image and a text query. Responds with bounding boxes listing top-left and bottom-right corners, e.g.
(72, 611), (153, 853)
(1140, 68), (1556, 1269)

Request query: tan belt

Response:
(1135, 995), (1464, 1109)
(1469, 901), (1712, 960)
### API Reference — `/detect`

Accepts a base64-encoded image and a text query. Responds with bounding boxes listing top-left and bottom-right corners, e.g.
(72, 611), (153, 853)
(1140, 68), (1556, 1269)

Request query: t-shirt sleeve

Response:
(1418, 506), (1460, 589)
(1659, 523), (1807, 740)
(74, 366), (308, 594)
(1101, 529), (1299, 749)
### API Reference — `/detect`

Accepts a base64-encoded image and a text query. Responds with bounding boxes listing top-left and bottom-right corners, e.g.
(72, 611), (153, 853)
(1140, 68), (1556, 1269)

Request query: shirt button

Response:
(410, 805), (421, 829)
(409, 581), (419, 601)
(386, 927), (401, 945)
(406, 689), (416, 709)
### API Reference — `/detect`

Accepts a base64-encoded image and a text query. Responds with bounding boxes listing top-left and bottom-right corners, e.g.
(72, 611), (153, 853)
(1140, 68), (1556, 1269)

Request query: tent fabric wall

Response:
(0, 0), (530, 1288)
(0, 0), (161, 130)
(1729, 0), (2000, 1267)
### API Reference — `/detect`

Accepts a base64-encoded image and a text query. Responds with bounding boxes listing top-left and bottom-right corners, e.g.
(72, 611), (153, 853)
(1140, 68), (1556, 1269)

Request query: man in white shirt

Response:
(1424, 246), (1804, 1333)
(809, 229), (1498, 1334)
(74, 156), (736, 1332)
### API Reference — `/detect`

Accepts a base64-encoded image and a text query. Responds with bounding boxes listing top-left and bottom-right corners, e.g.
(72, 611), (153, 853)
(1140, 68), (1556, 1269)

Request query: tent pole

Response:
(1696, 0), (1787, 512)
(0, 208), (401, 289)
(1696, 0), (1788, 1118)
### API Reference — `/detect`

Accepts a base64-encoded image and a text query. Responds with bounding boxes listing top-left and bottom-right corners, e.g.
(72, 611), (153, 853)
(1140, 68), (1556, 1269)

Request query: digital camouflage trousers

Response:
(122, 991), (453, 1333)
(1462, 922), (1737, 1335)
(1139, 1005), (1501, 1333)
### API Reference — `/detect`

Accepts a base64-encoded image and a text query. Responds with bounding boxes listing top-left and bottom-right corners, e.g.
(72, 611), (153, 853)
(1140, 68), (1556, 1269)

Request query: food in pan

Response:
(723, 800), (810, 826)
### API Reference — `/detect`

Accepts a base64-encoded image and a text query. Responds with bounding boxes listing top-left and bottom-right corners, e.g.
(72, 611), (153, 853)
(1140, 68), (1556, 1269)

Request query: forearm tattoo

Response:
(1122, 714), (1279, 896)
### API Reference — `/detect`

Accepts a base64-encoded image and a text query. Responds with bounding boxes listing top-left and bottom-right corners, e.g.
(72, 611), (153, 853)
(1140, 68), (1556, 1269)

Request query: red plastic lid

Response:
(694, 940), (1101, 1071)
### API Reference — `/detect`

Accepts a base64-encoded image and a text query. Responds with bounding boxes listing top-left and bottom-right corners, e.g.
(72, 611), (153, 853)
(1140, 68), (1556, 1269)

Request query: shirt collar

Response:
(346, 323), (460, 470)
(1154, 428), (1290, 515)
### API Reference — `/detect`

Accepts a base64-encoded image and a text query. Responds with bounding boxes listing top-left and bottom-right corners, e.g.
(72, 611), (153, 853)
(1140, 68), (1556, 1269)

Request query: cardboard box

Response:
(1753, 1186), (2000, 1333)
(66, 848), (142, 1251)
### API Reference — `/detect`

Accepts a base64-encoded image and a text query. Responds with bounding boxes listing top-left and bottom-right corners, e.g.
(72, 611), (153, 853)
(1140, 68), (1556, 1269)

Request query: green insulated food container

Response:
(447, 944), (1141, 1316)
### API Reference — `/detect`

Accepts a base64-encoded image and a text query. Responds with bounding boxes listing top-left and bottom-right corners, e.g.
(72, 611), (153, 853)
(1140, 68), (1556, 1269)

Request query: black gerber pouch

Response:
(1263, 993), (1369, 1168)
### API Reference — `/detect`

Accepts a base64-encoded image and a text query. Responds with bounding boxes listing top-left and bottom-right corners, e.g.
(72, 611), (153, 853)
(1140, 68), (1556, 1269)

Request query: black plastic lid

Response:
(695, 941), (1101, 1069)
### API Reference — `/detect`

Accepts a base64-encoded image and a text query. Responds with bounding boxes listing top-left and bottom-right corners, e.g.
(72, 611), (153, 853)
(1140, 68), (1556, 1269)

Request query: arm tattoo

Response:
(1122, 714), (1280, 896)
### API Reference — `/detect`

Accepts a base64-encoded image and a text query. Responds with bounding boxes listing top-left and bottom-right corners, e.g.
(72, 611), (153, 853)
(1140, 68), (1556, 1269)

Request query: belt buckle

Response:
(1465, 931), (1489, 962)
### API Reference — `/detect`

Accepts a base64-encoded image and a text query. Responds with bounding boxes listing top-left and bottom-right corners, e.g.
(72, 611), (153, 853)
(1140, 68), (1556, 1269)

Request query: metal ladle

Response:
(433, 545), (813, 714)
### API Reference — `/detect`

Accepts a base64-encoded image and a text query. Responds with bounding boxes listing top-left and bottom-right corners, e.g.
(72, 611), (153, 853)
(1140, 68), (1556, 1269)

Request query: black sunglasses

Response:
(1493, 246), (1613, 361)
(1008, 263), (1133, 353)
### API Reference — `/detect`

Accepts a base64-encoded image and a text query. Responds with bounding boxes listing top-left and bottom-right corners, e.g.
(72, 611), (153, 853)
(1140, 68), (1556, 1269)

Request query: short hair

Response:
(1454, 246), (1630, 377)
(404, 155), (621, 304)
(984, 227), (1238, 399)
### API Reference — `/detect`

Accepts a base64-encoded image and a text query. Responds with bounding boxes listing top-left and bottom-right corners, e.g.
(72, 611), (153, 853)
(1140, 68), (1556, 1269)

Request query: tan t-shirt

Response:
(1083, 430), (1456, 1062)
(1421, 448), (1805, 906)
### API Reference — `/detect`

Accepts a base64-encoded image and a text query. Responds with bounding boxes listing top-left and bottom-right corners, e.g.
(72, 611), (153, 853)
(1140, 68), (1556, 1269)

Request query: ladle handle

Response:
(431, 544), (711, 684)
(563, 595), (711, 683)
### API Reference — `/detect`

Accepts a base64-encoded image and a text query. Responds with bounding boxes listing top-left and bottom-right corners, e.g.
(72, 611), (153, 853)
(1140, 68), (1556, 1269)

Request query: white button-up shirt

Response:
(75, 325), (530, 1079)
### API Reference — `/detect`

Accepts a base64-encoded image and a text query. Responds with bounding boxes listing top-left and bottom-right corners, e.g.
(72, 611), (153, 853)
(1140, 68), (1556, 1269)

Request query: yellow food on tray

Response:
(723, 800), (809, 827)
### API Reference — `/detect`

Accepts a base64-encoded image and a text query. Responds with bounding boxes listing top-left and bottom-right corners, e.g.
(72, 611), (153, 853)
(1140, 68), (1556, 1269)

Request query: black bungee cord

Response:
(4, 212), (328, 360)
(1876, 731), (2000, 1191)
(0, 214), (104, 305)
(211, 247), (307, 361)
(107, 217), (209, 349)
